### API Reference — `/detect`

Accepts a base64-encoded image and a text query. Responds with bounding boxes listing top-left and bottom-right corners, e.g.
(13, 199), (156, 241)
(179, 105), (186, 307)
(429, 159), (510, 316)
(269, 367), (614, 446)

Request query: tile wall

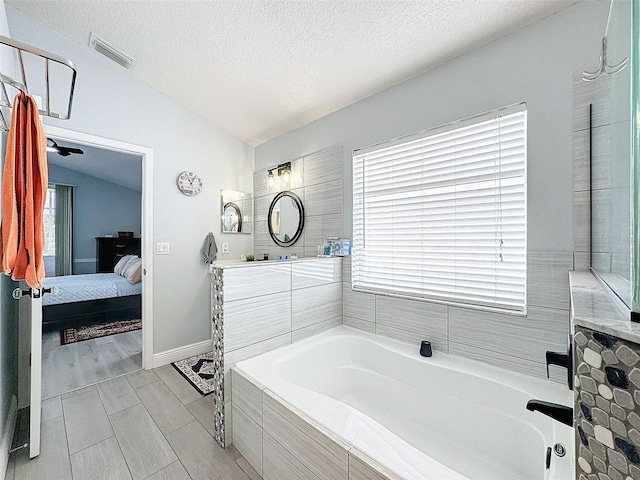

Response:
(211, 257), (342, 447)
(253, 145), (343, 259)
(342, 253), (572, 382)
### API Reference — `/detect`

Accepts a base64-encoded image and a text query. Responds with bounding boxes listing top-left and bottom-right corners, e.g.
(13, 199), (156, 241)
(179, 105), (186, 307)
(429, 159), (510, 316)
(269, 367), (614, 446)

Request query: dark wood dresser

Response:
(95, 236), (141, 273)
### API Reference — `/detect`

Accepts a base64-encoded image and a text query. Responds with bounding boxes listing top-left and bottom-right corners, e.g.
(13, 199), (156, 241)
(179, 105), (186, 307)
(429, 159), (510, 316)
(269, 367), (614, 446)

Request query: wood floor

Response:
(5, 365), (259, 480)
(42, 328), (142, 399)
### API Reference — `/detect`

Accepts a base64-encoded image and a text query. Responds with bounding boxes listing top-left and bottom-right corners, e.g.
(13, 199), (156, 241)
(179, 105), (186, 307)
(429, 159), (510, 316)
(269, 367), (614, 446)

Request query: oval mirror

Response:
(268, 191), (304, 247)
(223, 202), (242, 232)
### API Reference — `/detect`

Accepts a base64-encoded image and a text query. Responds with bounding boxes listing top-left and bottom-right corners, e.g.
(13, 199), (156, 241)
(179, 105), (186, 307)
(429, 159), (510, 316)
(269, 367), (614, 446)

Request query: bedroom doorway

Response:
(19, 126), (153, 401)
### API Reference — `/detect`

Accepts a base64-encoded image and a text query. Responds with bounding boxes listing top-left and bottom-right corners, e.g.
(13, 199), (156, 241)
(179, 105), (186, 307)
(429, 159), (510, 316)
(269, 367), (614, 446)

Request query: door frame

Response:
(44, 125), (154, 369)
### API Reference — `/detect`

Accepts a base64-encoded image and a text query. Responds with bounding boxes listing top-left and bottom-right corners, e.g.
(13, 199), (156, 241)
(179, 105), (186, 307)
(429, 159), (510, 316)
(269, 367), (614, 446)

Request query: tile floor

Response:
(5, 365), (260, 480)
(42, 328), (142, 399)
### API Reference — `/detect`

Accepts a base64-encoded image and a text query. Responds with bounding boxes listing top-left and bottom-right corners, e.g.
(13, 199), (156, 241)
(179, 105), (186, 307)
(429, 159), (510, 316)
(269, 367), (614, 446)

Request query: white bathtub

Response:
(234, 326), (574, 480)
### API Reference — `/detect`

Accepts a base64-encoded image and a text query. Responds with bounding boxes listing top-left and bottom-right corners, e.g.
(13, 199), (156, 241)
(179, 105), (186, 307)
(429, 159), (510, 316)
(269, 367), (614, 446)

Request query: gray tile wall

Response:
(253, 145), (344, 259)
(342, 253), (573, 383)
(212, 257), (342, 447)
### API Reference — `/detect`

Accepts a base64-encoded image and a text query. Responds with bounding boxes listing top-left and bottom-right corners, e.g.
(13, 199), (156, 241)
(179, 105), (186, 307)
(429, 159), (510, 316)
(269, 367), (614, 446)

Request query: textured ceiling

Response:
(8, 0), (575, 146)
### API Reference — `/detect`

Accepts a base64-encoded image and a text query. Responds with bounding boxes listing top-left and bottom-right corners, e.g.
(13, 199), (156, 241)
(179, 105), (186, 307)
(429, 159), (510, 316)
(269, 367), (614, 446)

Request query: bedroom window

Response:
(43, 186), (56, 256)
(352, 103), (527, 313)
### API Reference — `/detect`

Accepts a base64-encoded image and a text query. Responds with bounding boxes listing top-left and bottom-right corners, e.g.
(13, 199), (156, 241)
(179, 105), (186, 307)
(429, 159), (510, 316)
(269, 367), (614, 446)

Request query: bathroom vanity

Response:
(209, 256), (343, 447)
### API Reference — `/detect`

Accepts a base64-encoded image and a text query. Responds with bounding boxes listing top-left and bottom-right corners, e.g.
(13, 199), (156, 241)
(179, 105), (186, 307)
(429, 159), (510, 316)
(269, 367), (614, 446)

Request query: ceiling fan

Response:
(46, 138), (84, 157)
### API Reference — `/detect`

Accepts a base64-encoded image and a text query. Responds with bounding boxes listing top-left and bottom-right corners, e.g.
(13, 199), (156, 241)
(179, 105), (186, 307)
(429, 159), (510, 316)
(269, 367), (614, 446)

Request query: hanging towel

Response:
(0, 92), (48, 288)
(202, 232), (218, 264)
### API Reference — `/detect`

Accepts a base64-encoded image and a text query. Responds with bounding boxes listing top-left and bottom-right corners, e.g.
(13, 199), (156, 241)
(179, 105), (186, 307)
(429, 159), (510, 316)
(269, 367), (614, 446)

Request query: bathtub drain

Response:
(553, 443), (566, 457)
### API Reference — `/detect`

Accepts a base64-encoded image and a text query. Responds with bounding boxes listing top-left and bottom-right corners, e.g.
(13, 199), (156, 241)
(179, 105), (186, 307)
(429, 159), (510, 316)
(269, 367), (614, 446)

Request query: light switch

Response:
(222, 242), (229, 254)
(156, 242), (170, 255)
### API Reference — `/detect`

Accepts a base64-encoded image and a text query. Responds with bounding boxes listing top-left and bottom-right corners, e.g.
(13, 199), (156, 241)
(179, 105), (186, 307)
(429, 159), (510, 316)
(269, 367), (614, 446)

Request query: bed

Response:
(42, 273), (142, 329)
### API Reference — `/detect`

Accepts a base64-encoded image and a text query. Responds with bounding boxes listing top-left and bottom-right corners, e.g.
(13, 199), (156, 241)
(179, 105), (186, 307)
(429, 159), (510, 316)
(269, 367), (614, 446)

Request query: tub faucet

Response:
(526, 400), (573, 427)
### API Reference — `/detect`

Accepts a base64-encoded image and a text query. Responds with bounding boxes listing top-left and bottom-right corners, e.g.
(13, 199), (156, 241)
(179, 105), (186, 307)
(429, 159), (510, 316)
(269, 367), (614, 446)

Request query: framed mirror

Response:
(220, 190), (252, 234)
(268, 191), (304, 246)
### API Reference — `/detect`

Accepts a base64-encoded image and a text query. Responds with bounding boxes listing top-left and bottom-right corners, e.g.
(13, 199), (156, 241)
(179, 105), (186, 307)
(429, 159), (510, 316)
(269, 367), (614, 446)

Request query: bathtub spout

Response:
(526, 400), (573, 427)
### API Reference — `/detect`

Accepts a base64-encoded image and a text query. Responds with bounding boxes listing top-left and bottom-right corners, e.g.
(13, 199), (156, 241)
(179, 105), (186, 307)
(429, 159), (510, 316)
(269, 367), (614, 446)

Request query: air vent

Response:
(88, 32), (135, 70)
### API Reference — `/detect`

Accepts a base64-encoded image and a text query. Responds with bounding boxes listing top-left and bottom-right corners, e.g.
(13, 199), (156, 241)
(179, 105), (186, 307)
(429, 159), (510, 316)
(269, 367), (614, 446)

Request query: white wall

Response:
(255, 1), (611, 379)
(5, 6), (255, 354)
(0, 1), (18, 475)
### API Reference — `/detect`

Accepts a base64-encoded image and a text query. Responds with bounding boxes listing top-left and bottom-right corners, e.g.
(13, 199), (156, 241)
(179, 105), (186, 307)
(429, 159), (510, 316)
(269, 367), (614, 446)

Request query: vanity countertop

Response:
(570, 271), (639, 343)
(209, 256), (342, 271)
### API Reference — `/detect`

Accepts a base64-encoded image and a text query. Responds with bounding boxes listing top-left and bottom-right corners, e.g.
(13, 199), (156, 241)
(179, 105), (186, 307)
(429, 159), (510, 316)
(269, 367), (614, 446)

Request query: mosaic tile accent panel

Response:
(211, 267), (226, 447)
(575, 326), (640, 480)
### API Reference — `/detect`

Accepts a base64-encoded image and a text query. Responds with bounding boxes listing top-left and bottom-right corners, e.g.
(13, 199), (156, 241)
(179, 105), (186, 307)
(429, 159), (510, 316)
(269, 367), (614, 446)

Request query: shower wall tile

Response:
(375, 295), (448, 344)
(292, 283), (342, 331)
(574, 252), (591, 271)
(572, 129), (590, 192)
(449, 305), (569, 365)
(291, 257), (342, 289)
(253, 170), (269, 198)
(225, 291), (292, 352)
(573, 189), (590, 254)
(342, 256), (351, 283)
(527, 251), (573, 310)
(223, 264), (291, 302)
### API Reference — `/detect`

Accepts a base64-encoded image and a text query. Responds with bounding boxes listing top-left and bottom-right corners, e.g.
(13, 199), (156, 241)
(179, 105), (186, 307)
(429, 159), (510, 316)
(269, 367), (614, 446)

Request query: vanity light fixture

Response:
(266, 162), (292, 189)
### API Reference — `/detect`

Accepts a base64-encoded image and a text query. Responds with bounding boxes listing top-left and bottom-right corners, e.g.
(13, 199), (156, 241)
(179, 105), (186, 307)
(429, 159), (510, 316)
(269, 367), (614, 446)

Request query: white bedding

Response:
(42, 273), (142, 306)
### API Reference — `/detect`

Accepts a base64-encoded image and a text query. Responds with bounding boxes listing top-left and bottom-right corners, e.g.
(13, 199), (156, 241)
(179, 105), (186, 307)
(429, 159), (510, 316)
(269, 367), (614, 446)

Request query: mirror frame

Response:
(223, 202), (243, 233)
(268, 191), (305, 247)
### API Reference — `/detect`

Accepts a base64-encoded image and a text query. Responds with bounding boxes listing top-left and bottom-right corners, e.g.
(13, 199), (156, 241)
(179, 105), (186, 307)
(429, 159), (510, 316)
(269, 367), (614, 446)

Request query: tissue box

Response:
(328, 238), (350, 256)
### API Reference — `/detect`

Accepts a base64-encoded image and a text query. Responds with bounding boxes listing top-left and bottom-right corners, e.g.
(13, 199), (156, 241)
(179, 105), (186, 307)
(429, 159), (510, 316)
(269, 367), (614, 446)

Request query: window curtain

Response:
(54, 184), (73, 276)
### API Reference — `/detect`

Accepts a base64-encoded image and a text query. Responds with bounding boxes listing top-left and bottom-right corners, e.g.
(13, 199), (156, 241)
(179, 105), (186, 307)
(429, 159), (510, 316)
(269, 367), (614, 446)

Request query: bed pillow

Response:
(114, 254), (135, 275)
(123, 257), (143, 285)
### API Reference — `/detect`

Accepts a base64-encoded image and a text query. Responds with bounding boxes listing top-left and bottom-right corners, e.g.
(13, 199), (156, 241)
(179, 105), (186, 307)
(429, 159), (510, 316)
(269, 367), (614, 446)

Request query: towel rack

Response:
(0, 35), (77, 131)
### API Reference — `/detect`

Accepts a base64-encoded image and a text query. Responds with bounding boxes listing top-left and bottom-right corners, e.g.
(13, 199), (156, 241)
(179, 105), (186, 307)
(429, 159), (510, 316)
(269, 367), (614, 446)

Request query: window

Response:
(43, 186), (56, 256)
(352, 104), (527, 312)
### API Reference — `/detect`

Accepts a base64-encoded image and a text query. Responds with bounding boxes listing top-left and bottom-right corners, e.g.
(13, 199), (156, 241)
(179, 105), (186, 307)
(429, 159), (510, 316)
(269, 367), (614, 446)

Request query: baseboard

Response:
(153, 339), (212, 368)
(0, 395), (17, 480)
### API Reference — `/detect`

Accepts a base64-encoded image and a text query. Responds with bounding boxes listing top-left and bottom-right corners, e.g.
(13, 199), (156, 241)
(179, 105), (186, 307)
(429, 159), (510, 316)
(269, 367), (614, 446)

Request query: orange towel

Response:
(0, 92), (48, 289)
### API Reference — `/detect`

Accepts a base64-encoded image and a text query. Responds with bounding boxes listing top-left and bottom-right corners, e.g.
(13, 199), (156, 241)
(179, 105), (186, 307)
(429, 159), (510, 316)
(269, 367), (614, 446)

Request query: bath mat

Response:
(60, 319), (142, 345)
(171, 352), (215, 396)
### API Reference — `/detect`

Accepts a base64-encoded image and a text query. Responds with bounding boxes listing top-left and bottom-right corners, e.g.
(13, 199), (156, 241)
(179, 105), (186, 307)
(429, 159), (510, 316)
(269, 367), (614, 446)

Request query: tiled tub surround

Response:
(253, 145), (343, 259)
(342, 252), (574, 383)
(210, 257), (343, 447)
(232, 326), (574, 480)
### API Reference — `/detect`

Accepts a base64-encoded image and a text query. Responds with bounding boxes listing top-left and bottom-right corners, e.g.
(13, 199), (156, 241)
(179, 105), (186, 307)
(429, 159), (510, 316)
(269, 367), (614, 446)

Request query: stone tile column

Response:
(575, 326), (640, 479)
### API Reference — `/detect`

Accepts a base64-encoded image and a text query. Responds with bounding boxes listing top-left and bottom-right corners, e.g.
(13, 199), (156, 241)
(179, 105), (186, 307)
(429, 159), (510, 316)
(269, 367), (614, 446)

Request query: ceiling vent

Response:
(89, 32), (135, 70)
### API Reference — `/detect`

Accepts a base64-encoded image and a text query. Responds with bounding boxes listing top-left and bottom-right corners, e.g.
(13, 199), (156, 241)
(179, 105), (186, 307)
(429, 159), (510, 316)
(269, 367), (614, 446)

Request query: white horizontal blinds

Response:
(352, 106), (527, 311)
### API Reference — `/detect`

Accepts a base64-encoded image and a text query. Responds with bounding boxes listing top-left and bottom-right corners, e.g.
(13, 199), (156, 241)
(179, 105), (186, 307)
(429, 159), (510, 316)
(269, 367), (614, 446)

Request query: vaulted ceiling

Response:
(8, 0), (576, 146)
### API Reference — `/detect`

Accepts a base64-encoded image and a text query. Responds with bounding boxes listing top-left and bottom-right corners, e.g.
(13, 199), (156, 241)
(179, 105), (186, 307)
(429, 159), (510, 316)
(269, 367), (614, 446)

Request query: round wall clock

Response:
(177, 171), (203, 196)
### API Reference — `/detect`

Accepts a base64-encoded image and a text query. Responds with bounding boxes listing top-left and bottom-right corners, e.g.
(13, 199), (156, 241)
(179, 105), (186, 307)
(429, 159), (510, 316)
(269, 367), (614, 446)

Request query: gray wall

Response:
(6, 6), (255, 354)
(48, 164), (142, 274)
(255, 1), (611, 380)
